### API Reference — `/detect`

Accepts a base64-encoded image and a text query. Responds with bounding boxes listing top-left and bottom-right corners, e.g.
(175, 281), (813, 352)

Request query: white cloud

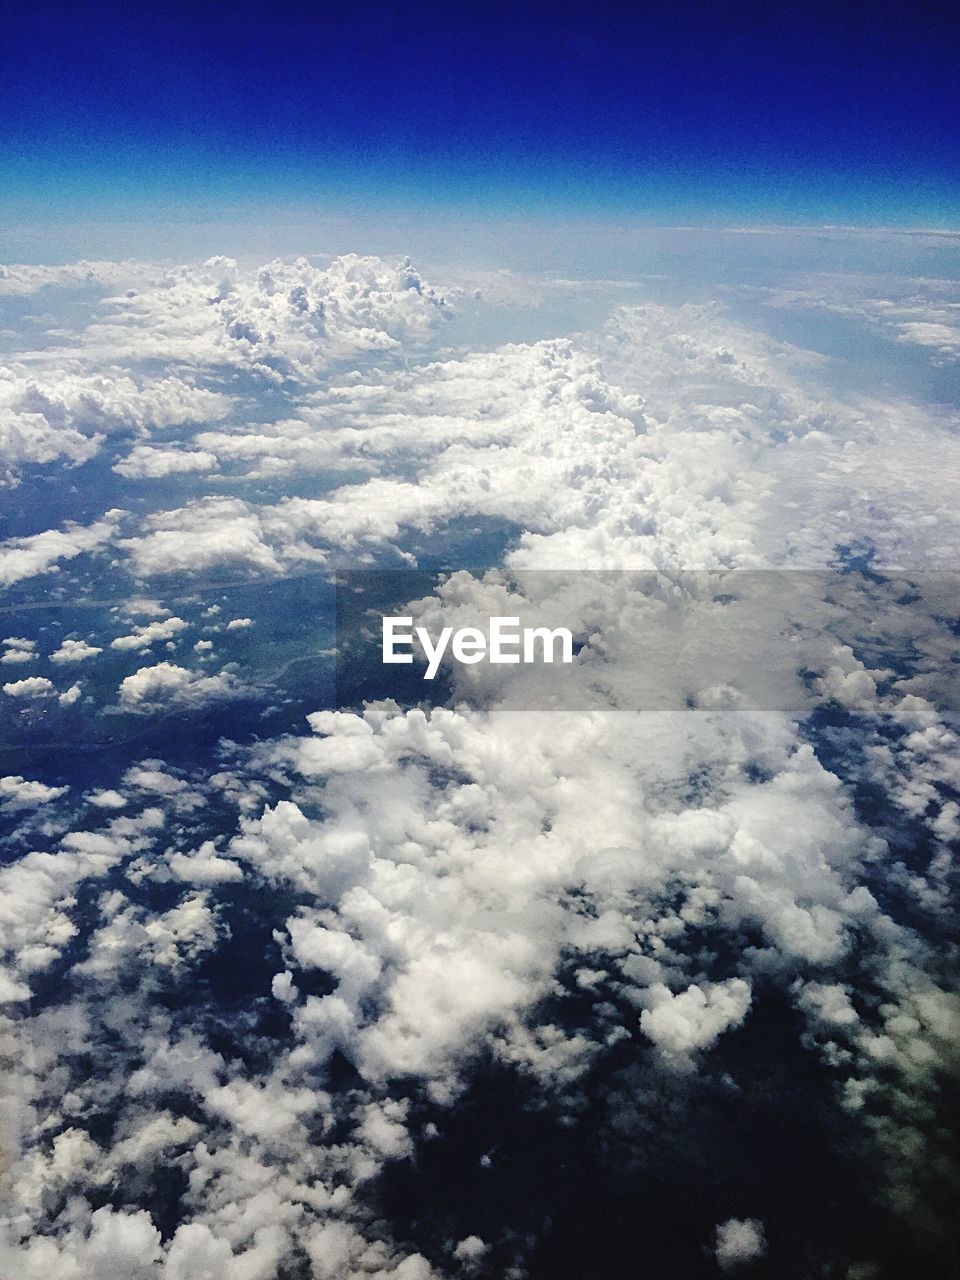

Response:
(50, 638), (103, 664)
(0, 409), (99, 479)
(70, 254), (451, 381)
(640, 979), (752, 1063)
(762, 273), (960, 364)
(123, 598), (172, 618)
(121, 498), (286, 577)
(714, 1217), (767, 1271)
(1, 636), (36, 664)
(111, 617), (188, 651)
(73, 888), (221, 979)
(167, 841), (243, 886)
(123, 766), (190, 795)
(0, 965), (31, 1002)
(87, 789), (128, 810)
(0, 1205), (162, 1279)
(0, 367), (230, 482)
(59, 682), (82, 707)
(2, 676), (54, 698)
(0, 516), (120, 587)
(0, 259), (154, 297)
(118, 662), (248, 709)
(112, 445), (218, 479)
(0, 775), (68, 812)
(1, 369), (230, 432)
(3, 248), (959, 1277)
(0, 809), (162, 989)
(452, 1236), (489, 1268)
(113, 302), (960, 582)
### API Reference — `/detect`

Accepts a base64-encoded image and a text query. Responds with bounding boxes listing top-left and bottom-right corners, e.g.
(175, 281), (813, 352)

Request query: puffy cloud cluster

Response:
(111, 303), (960, 582)
(2, 247), (959, 1278)
(243, 692), (871, 1090)
(121, 498), (294, 576)
(113, 444), (219, 479)
(2, 675), (54, 698)
(0, 397), (98, 478)
(1, 253), (448, 491)
(639, 979), (752, 1065)
(1, 369), (229, 435)
(110, 616), (189, 652)
(0, 645), (954, 1278)
(120, 341), (654, 573)
(591, 302), (960, 568)
(0, 806), (165, 995)
(5, 263), (958, 595)
(0, 774), (68, 813)
(78, 253), (451, 382)
(50, 638), (102, 663)
(117, 662), (249, 709)
(0, 515), (120, 587)
(4, 644), (953, 1274)
(0, 367), (230, 483)
(1, 635), (35, 664)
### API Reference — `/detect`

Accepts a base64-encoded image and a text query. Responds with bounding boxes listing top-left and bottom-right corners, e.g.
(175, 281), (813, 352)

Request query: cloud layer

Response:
(1, 249), (958, 1279)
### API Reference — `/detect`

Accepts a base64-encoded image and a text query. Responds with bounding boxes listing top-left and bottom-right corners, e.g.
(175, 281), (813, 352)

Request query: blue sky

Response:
(2, 0), (959, 242)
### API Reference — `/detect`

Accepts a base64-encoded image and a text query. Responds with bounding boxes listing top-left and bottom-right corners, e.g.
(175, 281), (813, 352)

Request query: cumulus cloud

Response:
(3, 245), (960, 1279)
(3, 630), (956, 1277)
(167, 840), (243, 886)
(5, 372), (231, 434)
(117, 662), (249, 709)
(114, 303), (960, 582)
(452, 1236), (489, 1268)
(0, 775), (68, 812)
(0, 1205), (163, 1278)
(639, 979), (752, 1064)
(0, 806), (164, 994)
(0, 367), (230, 482)
(121, 498), (287, 576)
(87, 789), (128, 809)
(118, 342), (651, 575)
(0, 516), (120, 587)
(235, 690), (867, 1105)
(2, 675), (54, 698)
(71, 253), (451, 381)
(110, 616), (188, 651)
(50, 638), (102, 664)
(1, 636), (36, 664)
(0, 406), (98, 480)
(714, 1218), (767, 1271)
(58, 682), (82, 707)
(112, 445), (219, 479)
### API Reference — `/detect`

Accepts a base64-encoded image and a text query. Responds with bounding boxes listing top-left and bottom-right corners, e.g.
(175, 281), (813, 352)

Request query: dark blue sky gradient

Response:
(2, 0), (959, 226)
